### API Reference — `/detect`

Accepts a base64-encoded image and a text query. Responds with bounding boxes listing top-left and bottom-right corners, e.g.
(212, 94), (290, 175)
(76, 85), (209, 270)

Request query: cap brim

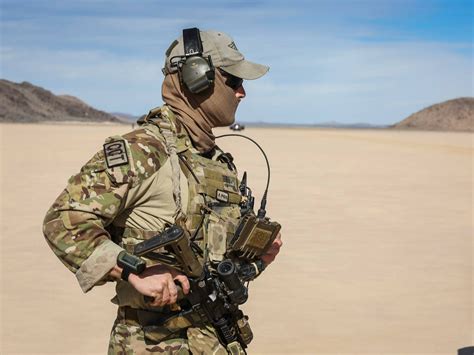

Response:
(221, 60), (269, 80)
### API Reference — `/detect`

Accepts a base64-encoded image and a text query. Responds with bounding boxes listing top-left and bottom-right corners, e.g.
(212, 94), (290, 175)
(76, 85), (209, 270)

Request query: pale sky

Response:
(1, 0), (472, 124)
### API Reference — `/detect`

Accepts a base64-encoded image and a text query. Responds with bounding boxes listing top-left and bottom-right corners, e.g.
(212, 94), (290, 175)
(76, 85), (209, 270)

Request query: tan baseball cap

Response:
(163, 30), (269, 80)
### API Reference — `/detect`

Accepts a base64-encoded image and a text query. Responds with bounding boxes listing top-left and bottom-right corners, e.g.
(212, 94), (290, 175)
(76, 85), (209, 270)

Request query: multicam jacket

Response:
(43, 106), (243, 310)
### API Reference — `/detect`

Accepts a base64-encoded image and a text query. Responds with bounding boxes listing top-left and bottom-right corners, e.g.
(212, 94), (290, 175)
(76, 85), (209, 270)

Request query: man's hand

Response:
(261, 232), (282, 266)
(127, 264), (190, 307)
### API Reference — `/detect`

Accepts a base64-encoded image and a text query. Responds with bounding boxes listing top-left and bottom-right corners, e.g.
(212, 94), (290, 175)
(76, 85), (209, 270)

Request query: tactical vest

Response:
(112, 106), (242, 310)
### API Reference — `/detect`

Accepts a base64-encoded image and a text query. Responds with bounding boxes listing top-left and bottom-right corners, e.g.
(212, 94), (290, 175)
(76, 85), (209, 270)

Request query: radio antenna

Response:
(215, 134), (271, 218)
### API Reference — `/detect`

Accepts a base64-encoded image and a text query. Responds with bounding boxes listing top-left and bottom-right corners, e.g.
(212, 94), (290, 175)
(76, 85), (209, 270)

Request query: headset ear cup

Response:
(181, 56), (214, 93)
(179, 28), (214, 94)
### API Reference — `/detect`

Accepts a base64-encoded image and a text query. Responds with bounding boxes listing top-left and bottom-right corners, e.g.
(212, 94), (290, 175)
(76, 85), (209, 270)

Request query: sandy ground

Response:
(0, 123), (472, 354)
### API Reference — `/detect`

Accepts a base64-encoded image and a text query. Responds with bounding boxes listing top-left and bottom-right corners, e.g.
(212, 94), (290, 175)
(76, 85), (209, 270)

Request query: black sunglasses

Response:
(219, 69), (243, 90)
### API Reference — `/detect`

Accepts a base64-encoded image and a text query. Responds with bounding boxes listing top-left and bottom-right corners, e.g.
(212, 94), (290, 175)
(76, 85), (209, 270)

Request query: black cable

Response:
(215, 134), (271, 218)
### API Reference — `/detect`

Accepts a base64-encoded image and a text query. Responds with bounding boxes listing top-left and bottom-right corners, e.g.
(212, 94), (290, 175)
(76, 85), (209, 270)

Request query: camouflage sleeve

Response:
(43, 135), (136, 293)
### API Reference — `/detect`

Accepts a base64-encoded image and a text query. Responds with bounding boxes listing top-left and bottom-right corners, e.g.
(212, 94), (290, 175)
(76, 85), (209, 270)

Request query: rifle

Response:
(134, 225), (256, 350)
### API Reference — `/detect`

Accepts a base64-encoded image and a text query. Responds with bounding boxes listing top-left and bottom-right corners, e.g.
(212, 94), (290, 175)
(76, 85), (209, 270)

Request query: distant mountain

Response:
(311, 121), (387, 129)
(110, 112), (139, 123)
(392, 97), (474, 132)
(0, 79), (122, 123)
(238, 121), (387, 129)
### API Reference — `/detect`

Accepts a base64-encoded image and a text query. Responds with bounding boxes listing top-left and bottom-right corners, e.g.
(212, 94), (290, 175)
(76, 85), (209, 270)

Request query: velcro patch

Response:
(216, 189), (229, 203)
(103, 140), (129, 168)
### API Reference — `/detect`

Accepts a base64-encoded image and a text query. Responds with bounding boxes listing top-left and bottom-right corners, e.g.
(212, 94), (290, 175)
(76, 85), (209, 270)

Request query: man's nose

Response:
(235, 85), (246, 99)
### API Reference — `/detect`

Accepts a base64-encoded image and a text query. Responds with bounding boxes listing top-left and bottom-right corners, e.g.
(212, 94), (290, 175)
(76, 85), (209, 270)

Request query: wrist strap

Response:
(121, 267), (132, 282)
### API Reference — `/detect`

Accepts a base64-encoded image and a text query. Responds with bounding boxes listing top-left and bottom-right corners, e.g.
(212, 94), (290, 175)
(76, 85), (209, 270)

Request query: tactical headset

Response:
(169, 27), (216, 94)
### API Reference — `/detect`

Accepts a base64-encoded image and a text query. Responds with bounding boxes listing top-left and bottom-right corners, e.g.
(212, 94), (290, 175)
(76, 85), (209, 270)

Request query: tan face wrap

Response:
(162, 70), (239, 153)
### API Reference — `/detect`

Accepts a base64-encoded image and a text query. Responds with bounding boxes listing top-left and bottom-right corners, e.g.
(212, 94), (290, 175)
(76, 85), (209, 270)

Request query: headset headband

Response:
(183, 28), (203, 56)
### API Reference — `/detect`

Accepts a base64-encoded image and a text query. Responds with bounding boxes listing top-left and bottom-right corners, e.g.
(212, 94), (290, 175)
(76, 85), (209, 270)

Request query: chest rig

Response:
(114, 107), (278, 351)
(144, 106), (242, 265)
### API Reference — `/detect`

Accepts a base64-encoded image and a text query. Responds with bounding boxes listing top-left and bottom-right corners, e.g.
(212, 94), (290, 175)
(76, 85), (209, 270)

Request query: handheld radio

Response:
(216, 134), (281, 261)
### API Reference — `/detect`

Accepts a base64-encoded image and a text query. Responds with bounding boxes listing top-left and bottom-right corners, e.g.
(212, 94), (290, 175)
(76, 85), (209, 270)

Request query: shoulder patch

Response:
(103, 140), (129, 168)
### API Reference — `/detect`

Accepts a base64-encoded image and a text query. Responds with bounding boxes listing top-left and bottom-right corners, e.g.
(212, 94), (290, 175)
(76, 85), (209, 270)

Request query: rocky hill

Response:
(393, 97), (474, 132)
(0, 79), (122, 123)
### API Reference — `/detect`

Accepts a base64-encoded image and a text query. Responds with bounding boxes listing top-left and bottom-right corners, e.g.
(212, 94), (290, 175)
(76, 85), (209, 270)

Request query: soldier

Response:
(43, 28), (282, 354)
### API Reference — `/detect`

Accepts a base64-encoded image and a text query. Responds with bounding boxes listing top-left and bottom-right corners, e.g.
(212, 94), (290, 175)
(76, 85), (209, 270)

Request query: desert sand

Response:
(0, 123), (472, 354)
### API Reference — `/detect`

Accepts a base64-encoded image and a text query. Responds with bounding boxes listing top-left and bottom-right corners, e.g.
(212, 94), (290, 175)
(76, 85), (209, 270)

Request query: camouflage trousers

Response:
(108, 311), (246, 355)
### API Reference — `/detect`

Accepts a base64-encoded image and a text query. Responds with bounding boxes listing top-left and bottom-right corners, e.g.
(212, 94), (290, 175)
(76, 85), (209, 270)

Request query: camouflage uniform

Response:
(43, 106), (246, 354)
